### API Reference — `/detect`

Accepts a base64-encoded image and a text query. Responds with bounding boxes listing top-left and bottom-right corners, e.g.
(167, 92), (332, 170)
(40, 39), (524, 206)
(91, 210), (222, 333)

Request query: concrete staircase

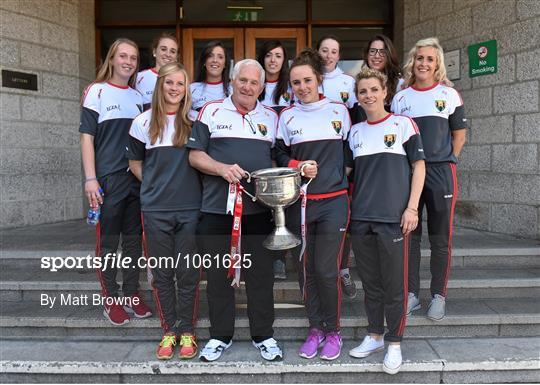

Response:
(1, 221), (539, 383)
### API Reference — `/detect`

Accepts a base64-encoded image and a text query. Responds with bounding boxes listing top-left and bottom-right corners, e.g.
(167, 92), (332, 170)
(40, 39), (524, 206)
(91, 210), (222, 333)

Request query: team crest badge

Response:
(435, 100), (446, 112)
(282, 92), (291, 102)
(340, 92), (349, 102)
(384, 134), (396, 148)
(331, 121), (342, 134)
(257, 124), (268, 136)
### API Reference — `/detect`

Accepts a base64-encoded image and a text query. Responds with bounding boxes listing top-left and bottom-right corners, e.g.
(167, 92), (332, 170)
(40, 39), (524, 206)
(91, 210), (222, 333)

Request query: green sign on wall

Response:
(468, 40), (497, 78)
(229, 9), (260, 21)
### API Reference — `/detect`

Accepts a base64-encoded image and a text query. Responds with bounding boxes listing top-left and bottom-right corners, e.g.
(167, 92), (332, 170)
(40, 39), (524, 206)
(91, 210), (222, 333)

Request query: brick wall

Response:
(0, 0), (95, 228)
(402, 0), (540, 238)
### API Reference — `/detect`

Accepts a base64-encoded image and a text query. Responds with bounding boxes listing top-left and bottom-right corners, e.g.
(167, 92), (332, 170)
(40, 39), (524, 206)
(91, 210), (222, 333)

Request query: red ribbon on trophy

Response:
(227, 182), (244, 288)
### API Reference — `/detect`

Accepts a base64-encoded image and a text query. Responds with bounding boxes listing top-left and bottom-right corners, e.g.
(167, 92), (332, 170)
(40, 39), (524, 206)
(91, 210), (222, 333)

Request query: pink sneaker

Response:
(298, 328), (325, 359)
(320, 331), (342, 360)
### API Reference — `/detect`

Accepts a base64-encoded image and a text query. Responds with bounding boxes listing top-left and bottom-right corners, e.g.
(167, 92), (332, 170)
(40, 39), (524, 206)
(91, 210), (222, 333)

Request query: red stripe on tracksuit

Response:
(397, 233), (410, 336)
(94, 222), (109, 297)
(334, 197), (350, 329)
(141, 213), (169, 332)
(302, 189), (349, 299)
(443, 163), (458, 297)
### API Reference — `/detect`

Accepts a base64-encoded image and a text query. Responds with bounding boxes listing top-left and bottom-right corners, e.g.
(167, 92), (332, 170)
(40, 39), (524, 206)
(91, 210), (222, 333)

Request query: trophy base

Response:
(263, 226), (301, 250)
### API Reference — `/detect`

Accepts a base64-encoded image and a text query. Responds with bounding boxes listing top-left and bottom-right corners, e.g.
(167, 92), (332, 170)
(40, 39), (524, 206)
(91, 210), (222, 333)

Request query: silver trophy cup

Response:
(245, 167), (302, 250)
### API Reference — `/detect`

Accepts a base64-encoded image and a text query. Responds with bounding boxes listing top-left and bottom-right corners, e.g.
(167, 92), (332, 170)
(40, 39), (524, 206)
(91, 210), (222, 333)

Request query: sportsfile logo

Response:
(40, 253), (254, 272)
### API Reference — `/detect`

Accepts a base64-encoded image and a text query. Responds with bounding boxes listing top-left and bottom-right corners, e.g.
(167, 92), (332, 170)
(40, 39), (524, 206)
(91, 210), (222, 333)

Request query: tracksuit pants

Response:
(351, 221), (409, 342)
(340, 182), (355, 271)
(287, 193), (349, 332)
(142, 210), (201, 334)
(96, 170), (142, 298)
(197, 212), (275, 343)
(409, 162), (458, 298)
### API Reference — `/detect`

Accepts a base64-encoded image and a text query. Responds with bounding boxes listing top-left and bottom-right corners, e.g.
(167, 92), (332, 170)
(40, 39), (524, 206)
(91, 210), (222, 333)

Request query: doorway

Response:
(182, 28), (306, 80)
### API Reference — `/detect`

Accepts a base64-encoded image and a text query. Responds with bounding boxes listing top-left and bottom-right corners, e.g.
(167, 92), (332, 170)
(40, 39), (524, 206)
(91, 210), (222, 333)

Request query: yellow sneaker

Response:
(156, 332), (177, 360)
(179, 333), (197, 359)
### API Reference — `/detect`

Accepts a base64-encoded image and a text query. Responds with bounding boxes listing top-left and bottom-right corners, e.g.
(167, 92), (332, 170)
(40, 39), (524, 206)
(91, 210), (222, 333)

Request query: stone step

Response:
(1, 337), (538, 383)
(2, 267), (539, 302)
(1, 297), (537, 340)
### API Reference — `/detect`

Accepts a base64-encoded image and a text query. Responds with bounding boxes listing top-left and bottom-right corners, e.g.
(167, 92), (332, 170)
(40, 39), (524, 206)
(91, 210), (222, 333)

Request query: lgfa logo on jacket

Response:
(384, 134), (396, 148)
(282, 92), (291, 102)
(340, 92), (349, 102)
(435, 100), (446, 112)
(331, 121), (342, 134)
(257, 124), (267, 136)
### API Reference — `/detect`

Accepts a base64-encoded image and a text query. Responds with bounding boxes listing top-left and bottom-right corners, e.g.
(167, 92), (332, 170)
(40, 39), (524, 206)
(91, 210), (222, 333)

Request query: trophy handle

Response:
(243, 189), (257, 202)
(241, 171), (256, 201)
(299, 163), (314, 187)
(299, 163), (309, 177)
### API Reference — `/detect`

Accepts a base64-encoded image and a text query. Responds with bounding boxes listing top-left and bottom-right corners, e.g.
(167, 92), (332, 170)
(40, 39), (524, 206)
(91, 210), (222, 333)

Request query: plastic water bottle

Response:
(87, 206), (101, 226)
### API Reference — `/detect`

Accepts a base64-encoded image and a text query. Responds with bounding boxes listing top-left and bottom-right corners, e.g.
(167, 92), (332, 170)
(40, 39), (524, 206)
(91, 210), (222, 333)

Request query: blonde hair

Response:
(403, 37), (453, 88)
(355, 67), (388, 91)
(95, 38), (139, 88)
(149, 62), (192, 147)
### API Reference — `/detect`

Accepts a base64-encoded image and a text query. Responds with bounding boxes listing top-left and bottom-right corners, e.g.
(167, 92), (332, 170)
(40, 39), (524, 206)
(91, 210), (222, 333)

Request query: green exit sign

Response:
(468, 40), (497, 78)
(229, 10), (260, 21)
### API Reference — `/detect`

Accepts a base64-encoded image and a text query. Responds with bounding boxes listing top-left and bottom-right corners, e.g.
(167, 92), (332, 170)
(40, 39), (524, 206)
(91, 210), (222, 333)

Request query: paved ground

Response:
(1, 336), (539, 385)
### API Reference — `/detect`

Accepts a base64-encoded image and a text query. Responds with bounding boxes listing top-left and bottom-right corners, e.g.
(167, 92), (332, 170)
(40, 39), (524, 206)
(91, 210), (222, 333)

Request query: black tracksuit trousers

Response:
(96, 170), (142, 298)
(287, 194), (349, 332)
(197, 212), (275, 342)
(408, 162), (458, 298)
(351, 221), (409, 342)
(142, 210), (201, 334)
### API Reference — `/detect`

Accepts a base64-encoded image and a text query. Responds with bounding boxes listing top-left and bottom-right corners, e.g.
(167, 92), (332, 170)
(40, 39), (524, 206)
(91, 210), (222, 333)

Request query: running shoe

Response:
(199, 339), (232, 362)
(298, 328), (325, 359)
(349, 335), (384, 358)
(124, 293), (152, 318)
(320, 331), (342, 360)
(103, 302), (129, 326)
(156, 332), (177, 360)
(252, 337), (283, 361)
(179, 333), (198, 359)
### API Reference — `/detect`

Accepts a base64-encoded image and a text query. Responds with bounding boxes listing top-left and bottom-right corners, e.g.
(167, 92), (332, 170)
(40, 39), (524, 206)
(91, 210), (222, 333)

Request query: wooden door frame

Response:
(181, 28), (244, 79)
(244, 28), (306, 59)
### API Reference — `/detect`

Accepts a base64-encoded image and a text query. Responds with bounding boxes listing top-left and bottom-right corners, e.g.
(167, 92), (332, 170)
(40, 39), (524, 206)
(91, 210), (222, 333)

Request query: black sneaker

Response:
(341, 272), (357, 299)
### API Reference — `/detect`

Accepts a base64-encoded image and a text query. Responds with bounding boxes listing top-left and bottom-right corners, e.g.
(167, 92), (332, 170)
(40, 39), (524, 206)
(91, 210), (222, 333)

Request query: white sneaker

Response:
(427, 294), (446, 321)
(407, 292), (421, 315)
(252, 337), (283, 361)
(383, 344), (402, 375)
(349, 335), (384, 358)
(199, 339), (232, 362)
